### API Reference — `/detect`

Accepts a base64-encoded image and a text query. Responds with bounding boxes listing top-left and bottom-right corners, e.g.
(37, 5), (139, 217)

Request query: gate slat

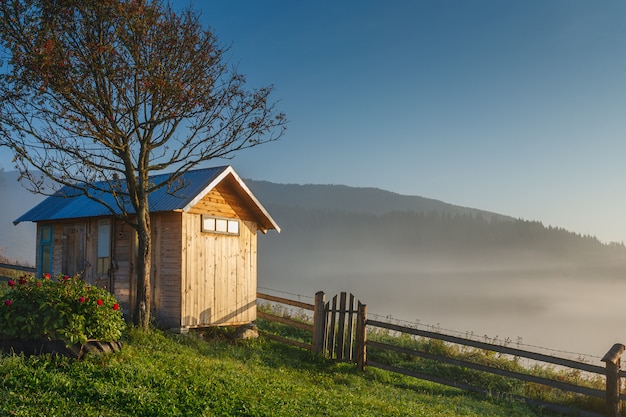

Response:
(345, 293), (355, 360)
(327, 295), (338, 358)
(336, 292), (347, 360)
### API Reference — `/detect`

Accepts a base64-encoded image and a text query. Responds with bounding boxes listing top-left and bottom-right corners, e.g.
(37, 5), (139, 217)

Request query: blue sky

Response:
(3, 0), (626, 244)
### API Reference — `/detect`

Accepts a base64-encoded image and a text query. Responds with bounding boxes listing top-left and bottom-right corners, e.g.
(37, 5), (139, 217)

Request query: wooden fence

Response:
(0, 262), (36, 281)
(257, 290), (625, 417)
(256, 291), (316, 351)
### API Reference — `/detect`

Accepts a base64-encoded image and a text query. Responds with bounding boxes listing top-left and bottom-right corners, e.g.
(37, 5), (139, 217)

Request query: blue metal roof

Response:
(14, 166), (229, 224)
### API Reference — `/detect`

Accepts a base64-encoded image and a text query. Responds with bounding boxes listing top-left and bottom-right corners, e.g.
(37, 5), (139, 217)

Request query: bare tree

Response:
(0, 0), (287, 329)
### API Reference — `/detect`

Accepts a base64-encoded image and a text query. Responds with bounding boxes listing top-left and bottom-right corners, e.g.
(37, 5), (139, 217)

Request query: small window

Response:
(216, 219), (228, 233)
(201, 215), (240, 236)
(227, 220), (239, 234)
(96, 220), (111, 275)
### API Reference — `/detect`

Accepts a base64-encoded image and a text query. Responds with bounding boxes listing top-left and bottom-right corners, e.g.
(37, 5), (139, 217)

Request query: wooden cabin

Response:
(14, 166), (280, 332)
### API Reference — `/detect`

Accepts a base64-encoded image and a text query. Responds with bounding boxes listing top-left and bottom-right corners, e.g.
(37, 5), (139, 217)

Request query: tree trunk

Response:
(133, 200), (151, 330)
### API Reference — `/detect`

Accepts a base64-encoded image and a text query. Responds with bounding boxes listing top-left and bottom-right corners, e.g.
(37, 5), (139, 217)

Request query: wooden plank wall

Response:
(180, 214), (257, 328)
(152, 212), (183, 329)
(50, 222), (65, 275)
(112, 219), (133, 312)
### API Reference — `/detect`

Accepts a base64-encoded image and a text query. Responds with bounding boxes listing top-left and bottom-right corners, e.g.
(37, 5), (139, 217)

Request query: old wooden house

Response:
(14, 166), (279, 331)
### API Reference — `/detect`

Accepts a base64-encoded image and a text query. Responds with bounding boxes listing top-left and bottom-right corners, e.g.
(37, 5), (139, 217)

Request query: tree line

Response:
(263, 204), (626, 266)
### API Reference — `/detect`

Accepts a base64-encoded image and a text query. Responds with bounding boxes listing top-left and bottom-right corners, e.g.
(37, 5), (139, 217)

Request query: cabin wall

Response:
(49, 222), (66, 275)
(180, 214), (257, 328)
(112, 219), (134, 313)
(151, 212), (184, 329)
(39, 221), (90, 279)
(33, 219), (133, 311)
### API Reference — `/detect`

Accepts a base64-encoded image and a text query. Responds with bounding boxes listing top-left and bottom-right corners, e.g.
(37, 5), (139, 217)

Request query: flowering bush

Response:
(0, 273), (125, 345)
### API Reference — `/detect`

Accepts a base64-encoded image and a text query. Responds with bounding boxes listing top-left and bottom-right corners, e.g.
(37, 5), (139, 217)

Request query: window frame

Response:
(38, 224), (53, 277)
(201, 215), (240, 236)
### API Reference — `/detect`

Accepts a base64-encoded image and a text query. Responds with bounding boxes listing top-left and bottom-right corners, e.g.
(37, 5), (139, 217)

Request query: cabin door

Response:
(62, 223), (86, 277)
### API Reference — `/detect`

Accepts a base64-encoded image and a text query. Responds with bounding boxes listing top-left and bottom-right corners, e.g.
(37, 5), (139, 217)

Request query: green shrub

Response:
(0, 273), (125, 345)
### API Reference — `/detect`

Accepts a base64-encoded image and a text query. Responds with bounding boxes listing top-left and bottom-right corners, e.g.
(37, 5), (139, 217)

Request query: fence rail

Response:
(257, 289), (625, 417)
(367, 318), (614, 376)
(256, 292), (316, 352)
(0, 262), (36, 274)
(256, 292), (314, 311)
(0, 262), (36, 282)
(367, 339), (605, 399)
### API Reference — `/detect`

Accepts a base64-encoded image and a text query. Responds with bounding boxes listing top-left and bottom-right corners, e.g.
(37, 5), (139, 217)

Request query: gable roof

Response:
(13, 166), (280, 233)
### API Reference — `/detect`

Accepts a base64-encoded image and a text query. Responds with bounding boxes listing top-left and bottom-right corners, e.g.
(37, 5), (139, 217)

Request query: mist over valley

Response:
(247, 180), (626, 358)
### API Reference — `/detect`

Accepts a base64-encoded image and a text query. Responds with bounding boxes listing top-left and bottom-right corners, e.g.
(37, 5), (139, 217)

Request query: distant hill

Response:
(245, 180), (513, 221)
(244, 178), (626, 299)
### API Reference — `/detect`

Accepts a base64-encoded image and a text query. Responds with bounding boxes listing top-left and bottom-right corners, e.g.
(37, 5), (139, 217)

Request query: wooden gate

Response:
(317, 292), (367, 368)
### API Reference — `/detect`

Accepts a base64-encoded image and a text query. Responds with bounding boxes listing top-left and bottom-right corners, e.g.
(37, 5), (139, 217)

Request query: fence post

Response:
(312, 291), (326, 355)
(602, 343), (625, 417)
(355, 301), (367, 371)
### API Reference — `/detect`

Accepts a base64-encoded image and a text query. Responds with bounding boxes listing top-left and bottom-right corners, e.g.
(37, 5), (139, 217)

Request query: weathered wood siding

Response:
(112, 219), (133, 313)
(151, 212), (183, 329)
(83, 220), (96, 285)
(61, 223), (86, 277)
(49, 222), (65, 275)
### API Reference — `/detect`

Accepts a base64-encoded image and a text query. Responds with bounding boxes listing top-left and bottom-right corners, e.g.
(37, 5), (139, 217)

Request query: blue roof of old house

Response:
(13, 166), (280, 232)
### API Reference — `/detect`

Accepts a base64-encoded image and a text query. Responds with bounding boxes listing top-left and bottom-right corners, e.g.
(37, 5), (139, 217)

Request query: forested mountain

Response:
(246, 180), (512, 220)
(245, 179), (626, 295)
(245, 179), (625, 263)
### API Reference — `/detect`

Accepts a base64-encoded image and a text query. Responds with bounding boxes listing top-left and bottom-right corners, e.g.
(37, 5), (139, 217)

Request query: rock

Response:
(233, 324), (259, 340)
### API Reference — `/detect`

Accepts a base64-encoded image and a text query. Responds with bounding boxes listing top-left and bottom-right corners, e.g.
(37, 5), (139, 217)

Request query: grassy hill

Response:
(0, 329), (551, 417)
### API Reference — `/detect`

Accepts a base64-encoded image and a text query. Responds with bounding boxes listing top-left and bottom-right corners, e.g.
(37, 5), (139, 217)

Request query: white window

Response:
(201, 215), (240, 236)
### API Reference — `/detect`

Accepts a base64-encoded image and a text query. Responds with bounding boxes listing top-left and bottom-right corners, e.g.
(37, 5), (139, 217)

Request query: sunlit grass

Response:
(258, 302), (608, 416)
(0, 327), (551, 417)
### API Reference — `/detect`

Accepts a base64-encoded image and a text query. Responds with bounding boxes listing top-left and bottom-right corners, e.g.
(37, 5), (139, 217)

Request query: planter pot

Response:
(0, 338), (123, 359)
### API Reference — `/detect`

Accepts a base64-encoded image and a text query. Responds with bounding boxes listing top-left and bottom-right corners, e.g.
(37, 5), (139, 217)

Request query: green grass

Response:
(257, 302), (608, 416)
(0, 328), (553, 417)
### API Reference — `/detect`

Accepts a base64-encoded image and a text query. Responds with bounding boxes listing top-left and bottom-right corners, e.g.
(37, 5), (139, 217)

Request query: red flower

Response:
(113, 303), (119, 311)
(7, 279), (15, 287)
(4, 299), (12, 306)
(44, 273), (51, 280)
(97, 299), (103, 306)
(79, 296), (86, 303)
(36, 282), (41, 287)
(63, 275), (70, 281)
